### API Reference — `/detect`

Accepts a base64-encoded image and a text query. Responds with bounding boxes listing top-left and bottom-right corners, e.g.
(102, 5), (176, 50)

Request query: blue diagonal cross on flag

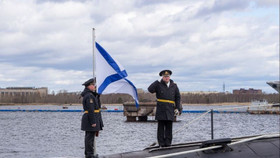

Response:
(95, 42), (139, 108)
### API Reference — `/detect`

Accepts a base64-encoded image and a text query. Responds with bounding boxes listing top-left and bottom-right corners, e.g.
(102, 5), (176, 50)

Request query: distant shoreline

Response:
(183, 102), (251, 106)
(0, 102), (251, 106)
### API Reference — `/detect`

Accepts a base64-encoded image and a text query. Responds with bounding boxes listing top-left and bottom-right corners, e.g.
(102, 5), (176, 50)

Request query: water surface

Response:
(0, 105), (279, 158)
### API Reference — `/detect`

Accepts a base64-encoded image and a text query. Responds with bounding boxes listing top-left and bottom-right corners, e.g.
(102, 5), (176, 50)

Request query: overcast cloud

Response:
(0, 0), (279, 93)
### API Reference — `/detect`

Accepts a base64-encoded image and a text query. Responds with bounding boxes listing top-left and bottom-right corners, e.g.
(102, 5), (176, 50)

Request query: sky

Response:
(0, 0), (279, 94)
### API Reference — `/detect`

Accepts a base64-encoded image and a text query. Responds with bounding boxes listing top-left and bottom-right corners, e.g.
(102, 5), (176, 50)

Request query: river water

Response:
(0, 105), (279, 158)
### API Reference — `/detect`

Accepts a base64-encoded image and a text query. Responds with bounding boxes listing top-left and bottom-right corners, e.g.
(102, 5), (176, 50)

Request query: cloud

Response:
(255, 0), (279, 6)
(195, 0), (250, 17)
(0, 62), (91, 92)
(0, 0), (278, 94)
(0, 0), (93, 57)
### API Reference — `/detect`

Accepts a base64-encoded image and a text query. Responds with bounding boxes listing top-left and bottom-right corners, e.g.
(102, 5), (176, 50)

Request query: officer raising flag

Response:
(81, 78), (104, 158)
(80, 28), (139, 158)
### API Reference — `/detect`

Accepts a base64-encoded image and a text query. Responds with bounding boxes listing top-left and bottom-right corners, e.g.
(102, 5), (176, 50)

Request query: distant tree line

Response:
(0, 91), (279, 105)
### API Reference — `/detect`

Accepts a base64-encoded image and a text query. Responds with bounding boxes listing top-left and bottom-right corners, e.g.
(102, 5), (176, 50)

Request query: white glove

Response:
(174, 109), (179, 116)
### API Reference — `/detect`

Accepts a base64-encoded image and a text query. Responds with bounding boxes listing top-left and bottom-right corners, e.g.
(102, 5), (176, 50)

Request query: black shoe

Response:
(85, 155), (94, 158)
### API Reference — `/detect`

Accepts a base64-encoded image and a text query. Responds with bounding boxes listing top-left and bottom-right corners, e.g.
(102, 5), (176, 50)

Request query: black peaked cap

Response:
(82, 78), (96, 87)
(159, 70), (172, 76)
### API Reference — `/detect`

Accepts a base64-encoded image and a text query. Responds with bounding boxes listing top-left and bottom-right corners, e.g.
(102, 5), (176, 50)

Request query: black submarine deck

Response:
(100, 134), (280, 158)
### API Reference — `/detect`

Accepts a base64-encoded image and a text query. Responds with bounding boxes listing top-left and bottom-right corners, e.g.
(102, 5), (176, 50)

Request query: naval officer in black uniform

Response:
(148, 70), (182, 147)
(81, 78), (104, 158)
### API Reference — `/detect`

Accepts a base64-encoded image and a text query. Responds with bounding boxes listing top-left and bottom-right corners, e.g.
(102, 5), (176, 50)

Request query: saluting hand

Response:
(92, 124), (96, 127)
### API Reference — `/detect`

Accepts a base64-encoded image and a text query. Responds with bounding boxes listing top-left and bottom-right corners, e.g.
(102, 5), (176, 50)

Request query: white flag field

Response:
(95, 42), (139, 107)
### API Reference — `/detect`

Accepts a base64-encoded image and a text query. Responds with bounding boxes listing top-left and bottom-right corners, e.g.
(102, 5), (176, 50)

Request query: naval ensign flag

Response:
(95, 42), (139, 108)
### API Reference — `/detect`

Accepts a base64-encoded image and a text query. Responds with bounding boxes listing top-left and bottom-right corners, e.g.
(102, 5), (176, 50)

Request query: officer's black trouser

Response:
(157, 120), (173, 147)
(85, 131), (96, 158)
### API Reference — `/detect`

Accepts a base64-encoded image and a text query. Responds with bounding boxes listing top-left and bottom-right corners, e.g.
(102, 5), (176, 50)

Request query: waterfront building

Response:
(232, 88), (262, 94)
(137, 88), (145, 94)
(0, 87), (48, 98)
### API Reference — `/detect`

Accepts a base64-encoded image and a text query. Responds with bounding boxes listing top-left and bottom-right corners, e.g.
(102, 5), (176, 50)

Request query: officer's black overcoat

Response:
(81, 88), (104, 131)
(148, 79), (181, 121)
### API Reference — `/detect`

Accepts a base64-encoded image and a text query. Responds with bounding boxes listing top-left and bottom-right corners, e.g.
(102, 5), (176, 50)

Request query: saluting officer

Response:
(148, 70), (182, 147)
(81, 78), (104, 158)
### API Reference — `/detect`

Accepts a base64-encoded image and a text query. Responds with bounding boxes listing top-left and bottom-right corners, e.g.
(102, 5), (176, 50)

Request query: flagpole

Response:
(92, 28), (96, 78)
(92, 28), (97, 157)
